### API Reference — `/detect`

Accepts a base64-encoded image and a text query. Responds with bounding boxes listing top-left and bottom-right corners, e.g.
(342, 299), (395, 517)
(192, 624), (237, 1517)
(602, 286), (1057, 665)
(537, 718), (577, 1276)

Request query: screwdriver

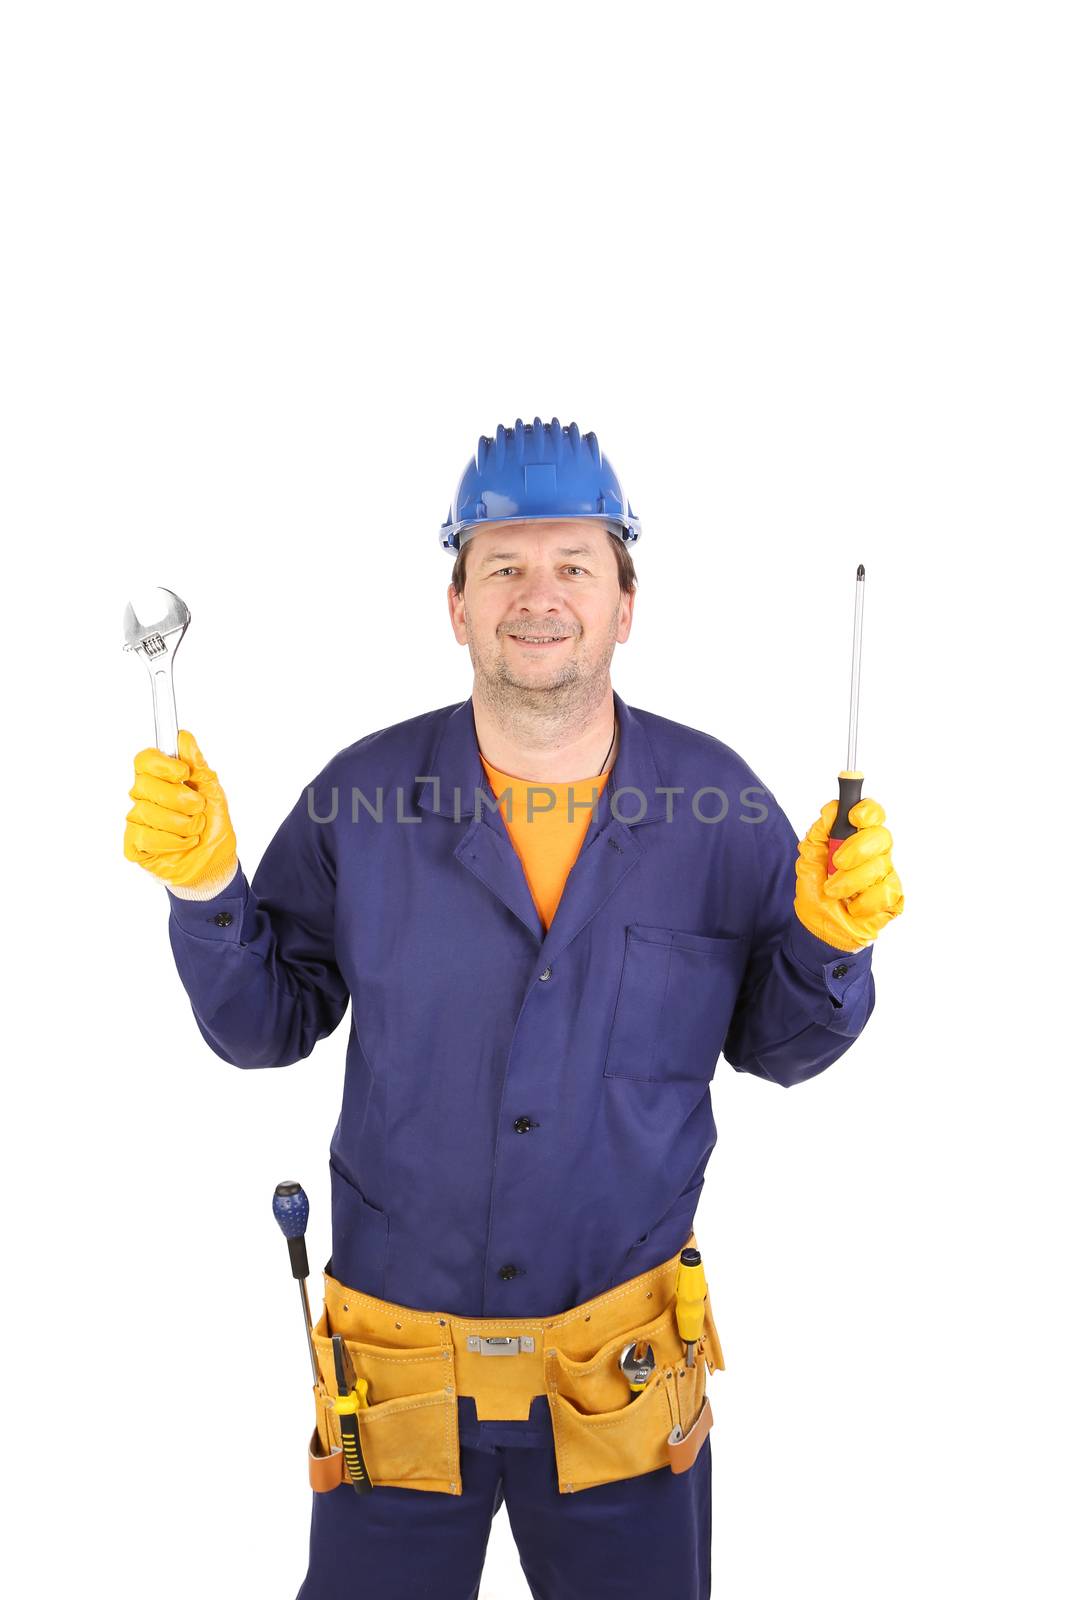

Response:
(675, 1247), (707, 1368)
(272, 1180), (319, 1384)
(827, 565), (866, 877)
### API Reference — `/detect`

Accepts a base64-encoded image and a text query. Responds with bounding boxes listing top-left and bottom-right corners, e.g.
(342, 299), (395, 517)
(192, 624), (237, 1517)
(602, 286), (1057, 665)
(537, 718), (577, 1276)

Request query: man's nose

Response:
(513, 569), (564, 610)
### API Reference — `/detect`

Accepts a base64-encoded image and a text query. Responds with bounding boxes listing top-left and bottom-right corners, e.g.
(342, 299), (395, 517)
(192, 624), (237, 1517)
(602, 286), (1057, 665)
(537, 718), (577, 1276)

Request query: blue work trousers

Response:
(295, 1400), (712, 1599)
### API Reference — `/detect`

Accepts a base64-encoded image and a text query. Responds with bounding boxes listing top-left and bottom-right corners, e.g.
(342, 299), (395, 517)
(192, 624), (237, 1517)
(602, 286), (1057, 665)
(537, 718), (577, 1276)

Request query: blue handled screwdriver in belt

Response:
(272, 1180), (373, 1494)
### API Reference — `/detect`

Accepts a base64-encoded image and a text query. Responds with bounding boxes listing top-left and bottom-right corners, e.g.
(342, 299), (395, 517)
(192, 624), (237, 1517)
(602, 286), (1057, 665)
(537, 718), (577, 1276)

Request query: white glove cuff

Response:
(167, 860), (241, 901)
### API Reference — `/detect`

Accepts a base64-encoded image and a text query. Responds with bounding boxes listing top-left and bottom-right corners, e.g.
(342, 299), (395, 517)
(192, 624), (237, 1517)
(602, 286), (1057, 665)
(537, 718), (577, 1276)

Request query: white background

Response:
(2, 3), (1064, 1596)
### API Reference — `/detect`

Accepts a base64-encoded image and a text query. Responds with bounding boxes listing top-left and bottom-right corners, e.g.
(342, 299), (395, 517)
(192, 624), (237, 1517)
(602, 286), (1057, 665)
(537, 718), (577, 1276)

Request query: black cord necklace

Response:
(597, 717), (618, 776)
(484, 716), (617, 779)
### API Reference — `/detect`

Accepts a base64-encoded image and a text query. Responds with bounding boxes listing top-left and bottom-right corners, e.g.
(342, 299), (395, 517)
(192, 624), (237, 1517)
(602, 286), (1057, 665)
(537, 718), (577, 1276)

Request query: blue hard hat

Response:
(439, 417), (641, 554)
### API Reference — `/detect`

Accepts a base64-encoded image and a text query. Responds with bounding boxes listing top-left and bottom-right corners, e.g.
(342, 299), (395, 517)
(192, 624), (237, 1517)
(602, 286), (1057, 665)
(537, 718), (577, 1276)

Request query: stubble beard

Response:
(469, 611), (619, 736)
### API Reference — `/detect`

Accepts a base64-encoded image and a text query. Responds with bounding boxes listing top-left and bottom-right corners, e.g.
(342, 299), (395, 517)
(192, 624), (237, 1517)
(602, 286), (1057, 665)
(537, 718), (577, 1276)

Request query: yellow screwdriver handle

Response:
(675, 1247), (707, 1346)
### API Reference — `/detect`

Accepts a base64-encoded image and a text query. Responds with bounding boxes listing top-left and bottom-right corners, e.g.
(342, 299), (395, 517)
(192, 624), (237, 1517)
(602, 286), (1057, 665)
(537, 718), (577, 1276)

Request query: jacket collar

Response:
(414, 689), (667, 956)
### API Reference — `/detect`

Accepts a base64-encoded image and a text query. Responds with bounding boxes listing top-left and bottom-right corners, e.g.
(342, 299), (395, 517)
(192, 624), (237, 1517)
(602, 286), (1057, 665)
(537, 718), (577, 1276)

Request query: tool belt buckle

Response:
(465, 1334), (536, 1356)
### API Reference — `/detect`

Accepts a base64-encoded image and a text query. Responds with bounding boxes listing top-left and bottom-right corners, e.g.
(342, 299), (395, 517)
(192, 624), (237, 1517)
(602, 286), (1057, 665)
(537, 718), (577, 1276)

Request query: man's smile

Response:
(505, 632), (573, 649)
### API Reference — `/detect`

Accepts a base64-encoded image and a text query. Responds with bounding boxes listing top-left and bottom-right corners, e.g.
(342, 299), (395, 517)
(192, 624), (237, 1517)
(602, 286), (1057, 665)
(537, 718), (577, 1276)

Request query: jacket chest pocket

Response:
(603, 924), (748, 1084)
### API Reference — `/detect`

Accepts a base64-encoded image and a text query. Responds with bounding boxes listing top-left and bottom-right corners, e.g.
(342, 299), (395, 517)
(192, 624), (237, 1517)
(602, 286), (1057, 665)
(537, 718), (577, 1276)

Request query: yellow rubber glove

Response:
(794, 797), (904, 953)
(124, 729), (239, 899)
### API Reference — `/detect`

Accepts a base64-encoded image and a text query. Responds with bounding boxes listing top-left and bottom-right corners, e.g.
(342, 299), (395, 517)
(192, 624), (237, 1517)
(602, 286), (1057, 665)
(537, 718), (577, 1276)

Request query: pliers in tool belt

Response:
(330, 1334), (373, 1494)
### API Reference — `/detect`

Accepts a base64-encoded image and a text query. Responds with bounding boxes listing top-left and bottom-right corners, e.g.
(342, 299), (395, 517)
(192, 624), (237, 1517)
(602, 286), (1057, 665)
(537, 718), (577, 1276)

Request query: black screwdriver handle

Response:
(828, 771), (864, 875)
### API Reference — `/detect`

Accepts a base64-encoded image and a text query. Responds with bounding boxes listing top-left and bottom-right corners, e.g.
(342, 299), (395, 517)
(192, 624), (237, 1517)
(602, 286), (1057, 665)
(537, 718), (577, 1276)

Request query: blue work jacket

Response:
(167, 690), (874, 1322)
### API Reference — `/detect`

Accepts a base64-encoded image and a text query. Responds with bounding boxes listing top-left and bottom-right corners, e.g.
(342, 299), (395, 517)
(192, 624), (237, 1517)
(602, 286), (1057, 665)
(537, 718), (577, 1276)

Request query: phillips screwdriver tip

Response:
(856, 564), (865, 580)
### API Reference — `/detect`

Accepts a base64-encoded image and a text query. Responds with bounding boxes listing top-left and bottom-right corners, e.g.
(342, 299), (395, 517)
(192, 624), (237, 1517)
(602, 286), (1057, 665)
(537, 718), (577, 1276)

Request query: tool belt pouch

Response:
(545, 1271), (724, 1495)
(305, 1239), (724, 1499)
(308, 1303), (461, 1496)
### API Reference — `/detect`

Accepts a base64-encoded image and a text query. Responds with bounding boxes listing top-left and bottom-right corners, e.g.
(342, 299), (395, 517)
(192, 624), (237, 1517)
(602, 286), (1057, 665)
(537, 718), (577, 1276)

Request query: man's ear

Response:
(616, 587), (635, 642)
(448, 583), (468, 644)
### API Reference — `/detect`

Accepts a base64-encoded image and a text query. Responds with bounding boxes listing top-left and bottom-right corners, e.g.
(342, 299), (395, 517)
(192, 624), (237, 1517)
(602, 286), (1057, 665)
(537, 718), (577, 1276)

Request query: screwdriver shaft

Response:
(299, 1277), (319, 1384)
(846, 566), (865, 772)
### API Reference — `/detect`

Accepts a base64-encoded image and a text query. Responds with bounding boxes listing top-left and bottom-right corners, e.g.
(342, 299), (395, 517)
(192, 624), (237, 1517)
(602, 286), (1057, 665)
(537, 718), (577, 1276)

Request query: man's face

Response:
(448, 519), (634, 701)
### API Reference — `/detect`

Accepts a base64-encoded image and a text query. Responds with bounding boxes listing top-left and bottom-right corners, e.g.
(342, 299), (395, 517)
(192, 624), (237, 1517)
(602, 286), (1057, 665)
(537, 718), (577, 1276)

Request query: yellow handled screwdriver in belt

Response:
(675, 1247), (707, 1367)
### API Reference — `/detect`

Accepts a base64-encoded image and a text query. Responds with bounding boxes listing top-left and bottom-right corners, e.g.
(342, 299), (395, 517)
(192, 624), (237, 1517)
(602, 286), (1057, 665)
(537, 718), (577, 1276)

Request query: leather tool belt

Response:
(307, 1230), (724, 1497)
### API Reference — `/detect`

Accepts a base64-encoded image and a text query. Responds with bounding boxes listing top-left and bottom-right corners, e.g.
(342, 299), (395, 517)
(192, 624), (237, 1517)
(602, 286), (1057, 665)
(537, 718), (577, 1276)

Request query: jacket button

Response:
(213, 912), (233, 927)
(539, 966), (552, 981)
(498, 1263), (521, 1281)
(831, 963), (849, 978)
(513, 1116), (533, 1134)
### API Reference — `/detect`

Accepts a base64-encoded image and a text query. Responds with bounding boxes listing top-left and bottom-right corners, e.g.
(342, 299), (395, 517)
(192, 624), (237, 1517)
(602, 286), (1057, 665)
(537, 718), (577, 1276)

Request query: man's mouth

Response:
(506, 633), (571, 649)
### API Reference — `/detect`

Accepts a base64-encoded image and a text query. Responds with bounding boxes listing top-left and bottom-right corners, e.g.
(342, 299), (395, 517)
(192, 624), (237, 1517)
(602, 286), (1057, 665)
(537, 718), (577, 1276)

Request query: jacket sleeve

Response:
(722, 792), (875, 1087)
(165, 771), (350, 1069)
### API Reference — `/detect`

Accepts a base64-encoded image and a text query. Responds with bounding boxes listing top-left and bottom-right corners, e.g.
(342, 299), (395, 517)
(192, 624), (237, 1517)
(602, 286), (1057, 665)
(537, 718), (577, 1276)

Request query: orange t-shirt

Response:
(478, 751), (613, 932)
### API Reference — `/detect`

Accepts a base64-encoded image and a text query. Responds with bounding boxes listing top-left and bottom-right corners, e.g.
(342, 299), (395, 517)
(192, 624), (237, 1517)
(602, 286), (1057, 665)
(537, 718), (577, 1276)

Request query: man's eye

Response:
(490, 565), (587, 576)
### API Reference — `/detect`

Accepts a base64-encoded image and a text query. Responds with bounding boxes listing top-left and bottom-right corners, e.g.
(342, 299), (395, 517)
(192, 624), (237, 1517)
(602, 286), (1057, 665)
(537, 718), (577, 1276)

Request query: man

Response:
(124, 417), (903, 1599)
